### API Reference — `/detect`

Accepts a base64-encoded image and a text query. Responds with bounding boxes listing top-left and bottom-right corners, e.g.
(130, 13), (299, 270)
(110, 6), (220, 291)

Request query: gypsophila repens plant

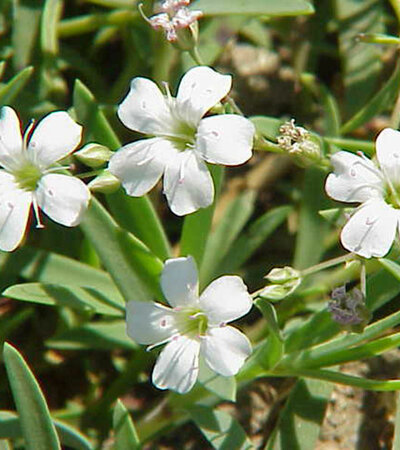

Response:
(3, 0), (400, 448)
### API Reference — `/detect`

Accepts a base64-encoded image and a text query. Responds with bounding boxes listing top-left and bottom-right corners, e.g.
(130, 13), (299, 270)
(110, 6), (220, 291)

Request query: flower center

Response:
(176, 308), (208, 338)
(384, 183), (400, 209)
(169, 120), (196, 151)
(13, 162), (42, 191)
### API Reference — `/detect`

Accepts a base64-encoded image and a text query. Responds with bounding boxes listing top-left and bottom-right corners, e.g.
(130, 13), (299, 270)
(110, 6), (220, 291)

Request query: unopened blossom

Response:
(109, 66), (255, 216)
(148, 0), (202, 42)
(0, 106), (90, 251)
(126, 256), (253, 394)
(325, 128), (400, 258)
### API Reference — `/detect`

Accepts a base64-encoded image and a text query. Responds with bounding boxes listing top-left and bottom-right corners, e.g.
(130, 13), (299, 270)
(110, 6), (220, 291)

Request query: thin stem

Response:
(360, 261), (366, 298)
(391, 87), (400, 129)
(75, 169), (103, 179)
(324, 137), (375, 155)
(188, 46), (204, 65)
(301, 253), (355, 277)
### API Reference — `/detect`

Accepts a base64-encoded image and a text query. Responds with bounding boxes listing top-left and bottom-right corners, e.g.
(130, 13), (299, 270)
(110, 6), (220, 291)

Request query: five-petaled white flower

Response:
(126, 256), (253, 394)
(0, 106), (90, 251)
(109, 66), (255, 216)
(325, 128), (400, 258)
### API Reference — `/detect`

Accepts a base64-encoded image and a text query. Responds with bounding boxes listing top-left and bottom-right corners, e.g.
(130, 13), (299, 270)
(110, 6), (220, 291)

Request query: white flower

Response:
(126, 256), (253, 394)
(0, 106), (91, 252)
(109, 66), (255, 216)
(325, 128), (400, 258)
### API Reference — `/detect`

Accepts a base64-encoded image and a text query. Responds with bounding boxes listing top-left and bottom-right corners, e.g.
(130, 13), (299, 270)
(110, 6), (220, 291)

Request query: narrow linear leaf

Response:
(3, 283), (124, 316)
(200, 190), (256, 285)
(266, 378), (332, 450)
(80, 198), (161, 302)
(113, 400), (140, 450)
(3, 343), (61, 450)
(218, 206), (291, 274)
(0, 247), (122, 301)
(188, 405), (253, 450)
(192, 0), (314, 16)
(47, 320), (136, 350)
(0, 66), (34, 105)
(73, 80), (171, 260)
(180, 165), (223, 268)
(341, 61), (400, 134)
(0, 411), (93, 450)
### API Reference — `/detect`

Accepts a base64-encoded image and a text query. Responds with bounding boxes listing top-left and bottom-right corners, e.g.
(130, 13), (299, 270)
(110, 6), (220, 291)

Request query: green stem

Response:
(324, 136), (375, 155)
(75, 169), (103, 179)
(300, 253), (355, 277)
(280, 368), (400, 391)
(57, 10), (138, 37)
(188, 46), (204, 65)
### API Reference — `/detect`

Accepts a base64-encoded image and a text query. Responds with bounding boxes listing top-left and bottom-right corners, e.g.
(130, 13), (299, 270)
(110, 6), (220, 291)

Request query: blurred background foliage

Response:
(2, 0), (400, 448)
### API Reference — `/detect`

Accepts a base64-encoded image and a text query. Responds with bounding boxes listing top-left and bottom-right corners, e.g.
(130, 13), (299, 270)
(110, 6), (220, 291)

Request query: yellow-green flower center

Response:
(13, 162), (42, 191)
(176, 308), (208, 338)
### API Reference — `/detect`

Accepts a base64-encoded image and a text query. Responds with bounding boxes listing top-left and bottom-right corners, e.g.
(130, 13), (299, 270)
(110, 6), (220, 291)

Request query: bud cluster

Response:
(277, 119), (321, 165)
(259, 266), (301, 301)
(148, 0), (202, 44)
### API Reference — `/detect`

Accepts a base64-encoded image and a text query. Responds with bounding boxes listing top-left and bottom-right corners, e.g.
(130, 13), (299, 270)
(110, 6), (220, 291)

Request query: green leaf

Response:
(341, 61), (400, 134)
(1, 247), (122, 301)
(0, 66), (34, 105)
(191, 0), (314, 16)
(218, 206), (291, 274)
(47, 320), (136, 350)
(335, 0), (384, 117)
(293, 169), (330, 270)
(180, 165), (223, 270)
(197, 360), (236, 402)
(3, 343), (61, 450)
(107, 190), (171, 261)
(255, 300), (283, 342)
(3, 283), (124, 316)
(251, 116), (284, 141)
(378, 258), (400, 281)
(0, 411), (93, 450)
(113, 400), (140, 450)
(188, 405), (253, 450)
(73, 80), (170, 260)
(200, 190), (256, 285)
(11, 1), (41, 69)
(266, 378), (332, 450)
(80, 198), (162, 302)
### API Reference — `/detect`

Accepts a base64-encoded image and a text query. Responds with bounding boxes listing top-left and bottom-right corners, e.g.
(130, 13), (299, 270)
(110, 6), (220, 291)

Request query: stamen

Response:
(23, 119), (35, 150)
(32, 197), (44, 229)
(146, 333), (178, 352)
(138, 3), (153, 25)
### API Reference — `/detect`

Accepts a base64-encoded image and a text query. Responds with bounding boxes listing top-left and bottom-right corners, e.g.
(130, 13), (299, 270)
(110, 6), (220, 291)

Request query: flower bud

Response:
(259, 277), (300, 302)
(74, 143), (113, 168)
(88, 171), (120, 193)
(265, 266), (300, 284)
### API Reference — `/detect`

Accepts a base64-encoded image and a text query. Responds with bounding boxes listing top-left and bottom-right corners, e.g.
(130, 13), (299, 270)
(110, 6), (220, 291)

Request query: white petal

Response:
(152, 335), (200, 393)
(161, 256), (199, 307)
(196, 115), (254, 165)
(0, 171), (32, 252)
(163, 150), (214, 216)
(36, 174), (90, 226)
(325, 151), (384, 203)
(176, 66), (232, 126)
(126, 300), (178, 345)
(202, 326), (251, 377)
(117, 77), (174, 135)
(199, 276), (252, 324)
(0, 106), (24, 171)
(375, 128), (400, 184)
(108, 137), (178, 196)
(28, 111), (82, 169)
(341, 200), (398, 258)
